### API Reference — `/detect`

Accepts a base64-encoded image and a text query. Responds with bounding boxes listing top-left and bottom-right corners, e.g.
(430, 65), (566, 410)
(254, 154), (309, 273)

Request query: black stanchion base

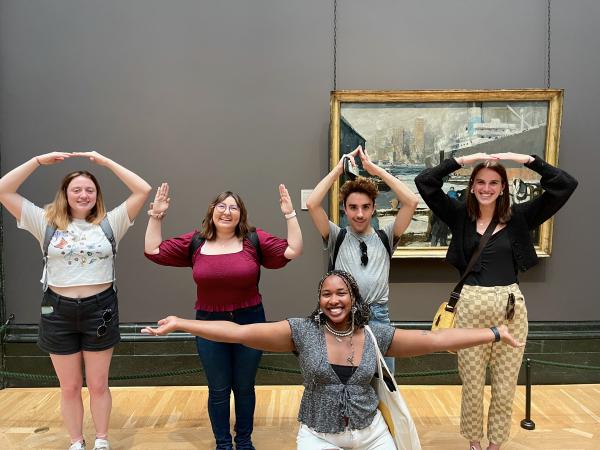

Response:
(520, 419), (536, 430)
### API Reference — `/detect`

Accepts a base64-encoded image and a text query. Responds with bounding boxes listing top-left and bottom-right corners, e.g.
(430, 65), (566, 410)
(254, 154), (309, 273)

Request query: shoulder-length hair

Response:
(466, 161), (512, 223)
(309, 270), (371, 328)
(199, 191), (255, 240)
(45, 171), (106, 230)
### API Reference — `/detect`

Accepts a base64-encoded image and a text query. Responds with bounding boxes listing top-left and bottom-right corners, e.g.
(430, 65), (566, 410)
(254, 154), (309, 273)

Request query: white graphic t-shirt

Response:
(18, 199), (133, 287)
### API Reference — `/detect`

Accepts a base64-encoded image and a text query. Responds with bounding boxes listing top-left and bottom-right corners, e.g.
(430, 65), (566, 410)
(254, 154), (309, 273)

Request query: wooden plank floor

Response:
(0, 385), (599, 449)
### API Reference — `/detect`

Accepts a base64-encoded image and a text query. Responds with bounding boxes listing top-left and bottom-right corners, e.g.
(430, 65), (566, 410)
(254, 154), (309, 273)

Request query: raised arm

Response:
(144, 182), (170, 254)
(305, 147), (360, 239)
(491, 152), (578, 228)
(279, 184), (303, 260)
(385, 325), (523, 358)
(142, 316), (295, 352)
(72, 151), (152, 221)
(358, 146), (418, 239)
(0, 152), (71, 220)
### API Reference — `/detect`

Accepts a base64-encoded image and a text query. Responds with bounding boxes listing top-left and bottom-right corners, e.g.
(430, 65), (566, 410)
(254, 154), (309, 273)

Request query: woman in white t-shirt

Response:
(0, 151), (151, 450)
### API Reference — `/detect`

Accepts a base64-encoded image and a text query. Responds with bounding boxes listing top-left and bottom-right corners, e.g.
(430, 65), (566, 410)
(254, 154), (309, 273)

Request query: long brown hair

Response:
(465, 161), (512, 223)
(199, 191), (255, 240)
(45, 171), (106, 230)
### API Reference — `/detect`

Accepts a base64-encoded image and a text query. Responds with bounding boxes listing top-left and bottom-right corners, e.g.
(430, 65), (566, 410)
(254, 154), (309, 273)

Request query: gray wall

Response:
(1, 0), (597, 323)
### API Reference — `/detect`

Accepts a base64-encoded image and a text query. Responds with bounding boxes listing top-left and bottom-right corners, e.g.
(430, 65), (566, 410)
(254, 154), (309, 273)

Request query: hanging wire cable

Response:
(333, 0), (337, 91)
(545, 0), (551, 88)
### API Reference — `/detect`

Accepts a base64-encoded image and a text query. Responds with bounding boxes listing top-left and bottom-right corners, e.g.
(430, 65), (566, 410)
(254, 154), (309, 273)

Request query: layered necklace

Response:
(324, 321), (355, 366)
(324, 322), (353, 341)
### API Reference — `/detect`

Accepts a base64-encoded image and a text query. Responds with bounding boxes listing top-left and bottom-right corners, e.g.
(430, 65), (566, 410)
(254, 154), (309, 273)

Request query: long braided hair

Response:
(309, 270), (371, 327)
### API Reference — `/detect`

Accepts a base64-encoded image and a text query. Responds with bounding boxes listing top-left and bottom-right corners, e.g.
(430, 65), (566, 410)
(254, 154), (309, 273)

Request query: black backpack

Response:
(43, 217), (116, 291)
(328, 228), (392, 271)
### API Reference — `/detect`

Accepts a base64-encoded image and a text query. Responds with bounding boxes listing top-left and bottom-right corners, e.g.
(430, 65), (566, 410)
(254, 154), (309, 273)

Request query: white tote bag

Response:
(365, 325), (422, 450)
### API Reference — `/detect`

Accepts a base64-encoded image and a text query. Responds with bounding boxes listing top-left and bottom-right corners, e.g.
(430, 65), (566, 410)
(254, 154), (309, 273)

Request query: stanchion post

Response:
(520, 358), (535, 430)
(1, 314), (15, 389)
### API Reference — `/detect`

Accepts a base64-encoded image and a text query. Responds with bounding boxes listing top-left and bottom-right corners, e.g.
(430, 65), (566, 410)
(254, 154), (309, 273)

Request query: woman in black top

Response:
(415, 151), (578, 450)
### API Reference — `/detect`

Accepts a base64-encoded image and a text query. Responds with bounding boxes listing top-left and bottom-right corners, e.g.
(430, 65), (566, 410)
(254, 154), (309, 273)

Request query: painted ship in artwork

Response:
(425, 104), (547, 167)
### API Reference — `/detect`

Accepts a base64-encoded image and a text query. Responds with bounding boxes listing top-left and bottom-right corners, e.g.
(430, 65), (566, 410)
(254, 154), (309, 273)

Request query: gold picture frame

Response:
(329, 89), (563, 258)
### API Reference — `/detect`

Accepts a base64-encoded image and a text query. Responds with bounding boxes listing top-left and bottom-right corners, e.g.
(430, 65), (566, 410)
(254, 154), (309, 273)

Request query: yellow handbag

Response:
(431, 300), (456, 331)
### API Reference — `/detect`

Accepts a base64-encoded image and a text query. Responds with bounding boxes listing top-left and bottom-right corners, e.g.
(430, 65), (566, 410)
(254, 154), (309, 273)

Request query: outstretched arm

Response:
(305, 147), (360, 239)
(279, 184), (303, 260)
(358, 146), (418, 240)
(72, 151), (152, 221)
(142, 316), (295, 353)
(0, 152), (71, 220)
(144, 182), (170, 254)
(385, 325), (523, 358)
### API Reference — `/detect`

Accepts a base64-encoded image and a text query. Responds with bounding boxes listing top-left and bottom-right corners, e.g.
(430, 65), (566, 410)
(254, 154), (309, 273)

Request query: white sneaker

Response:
(92, 438), (110, 450)
(68, 441), (86, 450)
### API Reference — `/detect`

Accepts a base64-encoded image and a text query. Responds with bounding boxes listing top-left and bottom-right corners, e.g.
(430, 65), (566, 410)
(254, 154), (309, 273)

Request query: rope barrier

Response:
(0, 365), (463, 381)
(528, 359), (600, 371)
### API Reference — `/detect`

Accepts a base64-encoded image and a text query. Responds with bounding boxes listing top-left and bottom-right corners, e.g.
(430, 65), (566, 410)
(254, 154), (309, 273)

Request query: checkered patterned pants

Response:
(455, 283), (528, 445)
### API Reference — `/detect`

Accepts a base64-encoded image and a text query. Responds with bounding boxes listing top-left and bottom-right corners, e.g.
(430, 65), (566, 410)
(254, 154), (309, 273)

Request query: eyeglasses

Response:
(506, 293), (515, 321)
(359, 241), (368, 266)
(97, 309), (113, 337)
(215, 203), (240, 213)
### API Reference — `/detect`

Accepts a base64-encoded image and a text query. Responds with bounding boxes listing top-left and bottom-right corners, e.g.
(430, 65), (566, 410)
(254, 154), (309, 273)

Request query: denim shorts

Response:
(38, 286), (120, 355)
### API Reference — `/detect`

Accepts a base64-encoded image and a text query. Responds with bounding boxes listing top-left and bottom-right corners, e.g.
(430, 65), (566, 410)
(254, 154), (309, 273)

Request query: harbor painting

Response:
(329, 90), (564, 257)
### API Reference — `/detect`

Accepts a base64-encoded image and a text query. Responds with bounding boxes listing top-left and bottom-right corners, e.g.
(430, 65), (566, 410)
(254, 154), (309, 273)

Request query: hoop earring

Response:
(314, 309), (324, 323)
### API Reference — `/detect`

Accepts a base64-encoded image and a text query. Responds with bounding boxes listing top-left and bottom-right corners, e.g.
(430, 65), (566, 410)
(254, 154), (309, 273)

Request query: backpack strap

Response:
(42, 217), (116, 292)
(42, 225), (57, 292)
(247, 230), (262, 285)
(246, 230), (262, 264)
(328, 228), (347, 271)
(188, 231), (205, 263)
(99, 217), (117, 291)
(375, 229), (393, 258)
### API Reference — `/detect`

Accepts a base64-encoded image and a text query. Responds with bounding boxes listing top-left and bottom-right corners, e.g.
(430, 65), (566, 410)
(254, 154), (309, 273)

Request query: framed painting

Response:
(329, 89), (563, 257)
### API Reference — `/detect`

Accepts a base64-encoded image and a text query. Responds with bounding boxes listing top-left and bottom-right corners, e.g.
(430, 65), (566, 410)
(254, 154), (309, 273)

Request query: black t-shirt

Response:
(464, 227), (518, 287)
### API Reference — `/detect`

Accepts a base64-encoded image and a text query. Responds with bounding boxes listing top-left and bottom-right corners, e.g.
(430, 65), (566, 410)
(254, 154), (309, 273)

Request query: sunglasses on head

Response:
(359, 241), (368, 266)
(97, 308), (113, 337)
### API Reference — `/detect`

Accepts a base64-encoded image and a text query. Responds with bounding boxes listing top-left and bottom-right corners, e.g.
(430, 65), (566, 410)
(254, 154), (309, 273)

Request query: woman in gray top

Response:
(142, 270), (523, 450)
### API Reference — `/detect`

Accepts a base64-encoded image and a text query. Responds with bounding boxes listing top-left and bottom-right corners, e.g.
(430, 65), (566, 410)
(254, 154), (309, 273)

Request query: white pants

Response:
(296, 409), (395, 449)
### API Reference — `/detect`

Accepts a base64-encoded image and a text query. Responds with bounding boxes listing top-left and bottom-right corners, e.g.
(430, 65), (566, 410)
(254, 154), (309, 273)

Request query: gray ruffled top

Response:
(287, 318), (395, 433)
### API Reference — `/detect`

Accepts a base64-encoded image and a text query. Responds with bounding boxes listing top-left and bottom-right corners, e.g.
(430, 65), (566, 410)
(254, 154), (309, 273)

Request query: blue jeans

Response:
(195, 304), (265, 450)
(369, 302), (396, 376)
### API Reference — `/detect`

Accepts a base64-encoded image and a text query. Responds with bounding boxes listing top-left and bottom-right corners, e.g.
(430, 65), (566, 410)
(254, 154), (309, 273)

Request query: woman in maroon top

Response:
(144, 183), (302, 450)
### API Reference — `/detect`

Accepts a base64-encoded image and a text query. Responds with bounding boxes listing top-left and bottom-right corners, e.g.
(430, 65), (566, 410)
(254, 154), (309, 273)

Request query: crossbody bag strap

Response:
(446, 218), (499, 311)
